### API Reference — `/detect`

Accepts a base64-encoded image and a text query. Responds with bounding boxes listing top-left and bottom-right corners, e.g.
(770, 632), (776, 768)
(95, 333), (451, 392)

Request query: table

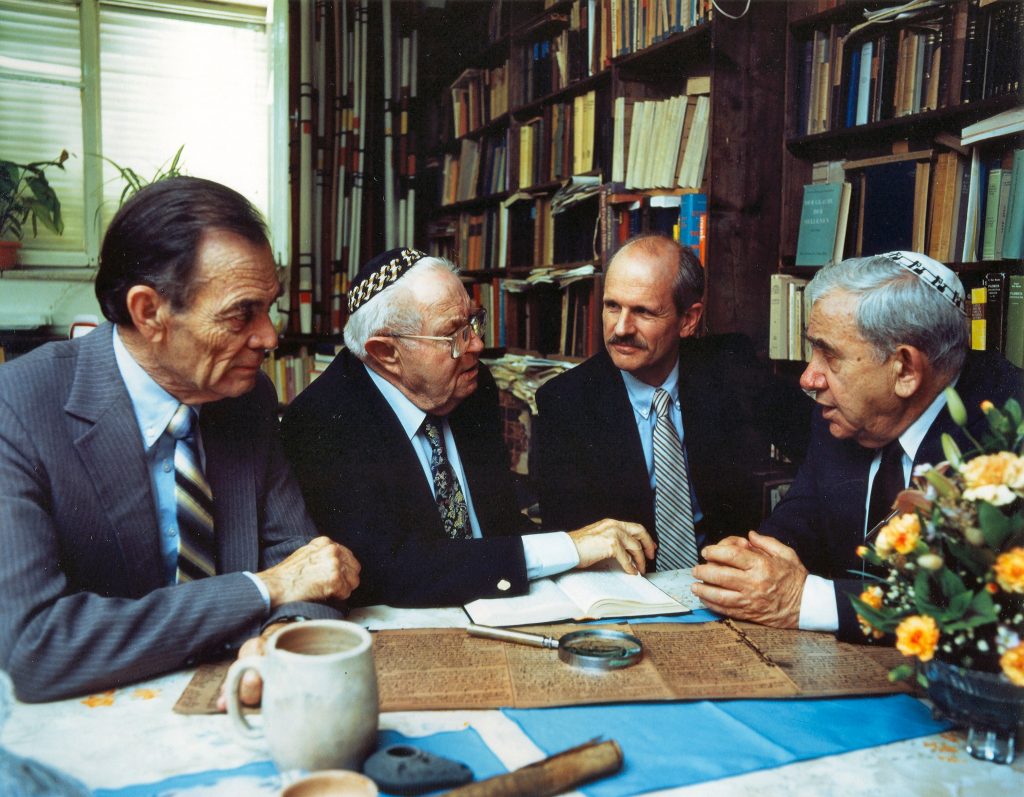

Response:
(2, 584), (1022, 796)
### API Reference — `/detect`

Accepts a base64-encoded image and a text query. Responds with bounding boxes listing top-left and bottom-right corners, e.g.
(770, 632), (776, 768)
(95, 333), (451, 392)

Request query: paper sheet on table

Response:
(175, 621), (907, 714)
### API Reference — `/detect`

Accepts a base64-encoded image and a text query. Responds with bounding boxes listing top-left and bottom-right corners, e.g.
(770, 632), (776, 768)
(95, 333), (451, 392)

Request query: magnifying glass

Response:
(467, 624), (643, 670)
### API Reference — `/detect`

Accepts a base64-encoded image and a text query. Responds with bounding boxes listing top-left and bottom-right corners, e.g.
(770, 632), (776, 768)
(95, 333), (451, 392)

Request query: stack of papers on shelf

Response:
(550, 175), (602, 213)
(483, 353), (576, 412)
(961, 107), (1024, 147)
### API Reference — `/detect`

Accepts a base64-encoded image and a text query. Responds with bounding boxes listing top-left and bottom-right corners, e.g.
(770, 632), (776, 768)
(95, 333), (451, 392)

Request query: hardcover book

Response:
(795, 182), (847, 266)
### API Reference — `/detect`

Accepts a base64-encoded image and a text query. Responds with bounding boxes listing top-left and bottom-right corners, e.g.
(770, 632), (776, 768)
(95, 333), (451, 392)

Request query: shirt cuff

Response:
(243, 571), (271, 613)
(522, 532), (581, 580)
(798, 573), (839, 633)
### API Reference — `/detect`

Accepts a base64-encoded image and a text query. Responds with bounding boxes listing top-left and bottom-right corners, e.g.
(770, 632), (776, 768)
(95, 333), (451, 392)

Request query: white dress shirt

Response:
(365, 365), (579, 579)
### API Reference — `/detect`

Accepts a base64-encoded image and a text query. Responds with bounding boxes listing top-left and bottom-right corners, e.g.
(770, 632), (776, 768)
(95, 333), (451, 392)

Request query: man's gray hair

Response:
(805, 255), (969, 377)
(343, 256), (459, 358)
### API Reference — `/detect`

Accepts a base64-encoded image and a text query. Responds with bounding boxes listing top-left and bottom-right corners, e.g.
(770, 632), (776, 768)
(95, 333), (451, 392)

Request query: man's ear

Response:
(677, 301), (704, 339)
(125, 285), (168, 343)
(364, 336), (403, 378)
(892, 344), (927, 398)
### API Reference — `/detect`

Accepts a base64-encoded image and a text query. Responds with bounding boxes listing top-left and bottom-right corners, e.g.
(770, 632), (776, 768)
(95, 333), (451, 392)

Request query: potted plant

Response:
(0, 150), (68, 269)
(851, 389), (1024, 764)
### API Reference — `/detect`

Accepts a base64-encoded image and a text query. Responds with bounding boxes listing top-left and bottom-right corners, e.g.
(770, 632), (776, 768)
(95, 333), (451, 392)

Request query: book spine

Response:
(1005, 275), (1024, 368)
(970, 285), (987, 351)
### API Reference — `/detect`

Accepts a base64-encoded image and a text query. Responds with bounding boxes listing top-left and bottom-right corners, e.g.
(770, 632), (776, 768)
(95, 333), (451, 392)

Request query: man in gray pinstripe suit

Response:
(0, 177), (360, 703)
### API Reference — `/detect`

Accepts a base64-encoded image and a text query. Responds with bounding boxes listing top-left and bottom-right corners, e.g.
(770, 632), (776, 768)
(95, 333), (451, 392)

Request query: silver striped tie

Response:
(651, 388), (699, 570)
(168, 404), (217, 582)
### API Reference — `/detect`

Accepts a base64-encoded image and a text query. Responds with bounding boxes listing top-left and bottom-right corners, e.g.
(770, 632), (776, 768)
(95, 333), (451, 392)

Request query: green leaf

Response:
(848, 596), (900, 633)
(978, 501), (1013, 548)
(939, 590), (972, 623)
(944, 538), (993, 578)
(889, 663), (914, 682)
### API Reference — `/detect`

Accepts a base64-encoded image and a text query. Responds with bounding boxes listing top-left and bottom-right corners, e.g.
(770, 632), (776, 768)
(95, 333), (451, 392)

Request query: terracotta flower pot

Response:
(0, 240), (21, 270)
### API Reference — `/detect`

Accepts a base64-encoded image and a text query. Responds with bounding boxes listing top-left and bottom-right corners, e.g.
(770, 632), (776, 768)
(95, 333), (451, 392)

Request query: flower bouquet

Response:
(850, 388), (1024, 763)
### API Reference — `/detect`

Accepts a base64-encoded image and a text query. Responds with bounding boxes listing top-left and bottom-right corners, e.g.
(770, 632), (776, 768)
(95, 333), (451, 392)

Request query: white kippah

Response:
(880, 251), (966, 314)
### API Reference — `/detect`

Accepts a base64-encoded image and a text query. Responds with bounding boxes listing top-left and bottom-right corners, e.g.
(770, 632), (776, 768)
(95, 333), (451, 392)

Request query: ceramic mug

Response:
(225, 620), (379, 772)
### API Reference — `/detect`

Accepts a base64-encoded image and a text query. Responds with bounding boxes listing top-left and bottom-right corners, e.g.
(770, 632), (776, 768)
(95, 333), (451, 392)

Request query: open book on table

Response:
(464, 562), (694, 626)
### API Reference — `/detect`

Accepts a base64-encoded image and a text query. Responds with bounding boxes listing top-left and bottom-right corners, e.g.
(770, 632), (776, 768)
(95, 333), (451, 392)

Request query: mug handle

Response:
(225, 656), (266, 744)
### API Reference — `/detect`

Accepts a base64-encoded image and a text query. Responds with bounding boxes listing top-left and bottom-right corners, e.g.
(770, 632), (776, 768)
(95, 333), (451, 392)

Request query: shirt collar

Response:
(364, 363), (428, 441)
(898, 376), (957, 462)
(112, 326), (187, 450)
(620, 359), (681, 420)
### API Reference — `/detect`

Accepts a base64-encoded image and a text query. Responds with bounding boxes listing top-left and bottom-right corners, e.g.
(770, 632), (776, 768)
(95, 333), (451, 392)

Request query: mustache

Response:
(607, 333), (648, 350)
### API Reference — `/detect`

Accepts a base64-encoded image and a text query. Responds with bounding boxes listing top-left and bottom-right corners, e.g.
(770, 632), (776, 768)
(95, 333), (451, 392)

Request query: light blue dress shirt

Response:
(112, 328), (270, 608)
(619, 362), (704, 540)
(364, 365), (579, 579)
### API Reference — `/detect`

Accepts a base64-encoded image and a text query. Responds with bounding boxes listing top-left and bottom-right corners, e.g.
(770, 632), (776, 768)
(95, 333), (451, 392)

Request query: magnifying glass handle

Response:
(467, 624), (560, 649)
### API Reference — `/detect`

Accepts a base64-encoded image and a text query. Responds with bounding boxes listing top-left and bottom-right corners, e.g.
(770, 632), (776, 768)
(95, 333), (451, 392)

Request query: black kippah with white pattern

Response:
(347, 247), (428, 314)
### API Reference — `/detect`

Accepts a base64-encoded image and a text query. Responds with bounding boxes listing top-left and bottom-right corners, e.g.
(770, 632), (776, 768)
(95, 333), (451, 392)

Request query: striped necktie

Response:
(651, 388), (699, 570)
(423, 415), (471, 539)
(167, 404), (217, 582)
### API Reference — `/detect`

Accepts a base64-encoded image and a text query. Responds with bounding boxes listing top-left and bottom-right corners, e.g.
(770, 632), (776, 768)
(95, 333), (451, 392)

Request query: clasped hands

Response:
(691, 531), (808, 629)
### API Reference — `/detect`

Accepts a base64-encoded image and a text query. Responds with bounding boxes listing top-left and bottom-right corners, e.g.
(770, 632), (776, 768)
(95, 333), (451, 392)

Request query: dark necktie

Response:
(422, 415), (471, 539)
(167, 404), (217, 582)
(651, 388), (699, 570)
(867, 440), (906, 533)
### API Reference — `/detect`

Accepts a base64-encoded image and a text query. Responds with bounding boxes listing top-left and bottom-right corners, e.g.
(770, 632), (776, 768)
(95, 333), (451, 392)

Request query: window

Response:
(0, 0), (286, 267)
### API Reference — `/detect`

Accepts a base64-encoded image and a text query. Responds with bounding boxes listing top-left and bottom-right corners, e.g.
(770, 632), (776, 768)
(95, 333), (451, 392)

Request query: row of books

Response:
(796, 0), (1021, 136)
(794, 143), (1024, 267)
(600, 190), (707, 259)
(612, 85), (710, 190)
(439, 133), (509, 206)
(262, 345), (338, 406)
(968, 272), (1024, 366)
(518, 90), (601, 188)
(614, 0), (712, 58)
(450, 64), (509, 138)
(772, 271), (1024, 368)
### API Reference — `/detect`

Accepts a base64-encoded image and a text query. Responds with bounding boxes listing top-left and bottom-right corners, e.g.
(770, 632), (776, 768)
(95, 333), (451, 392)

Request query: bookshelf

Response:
(423, 0), (790, 357)
(775, 0), (1024, 364)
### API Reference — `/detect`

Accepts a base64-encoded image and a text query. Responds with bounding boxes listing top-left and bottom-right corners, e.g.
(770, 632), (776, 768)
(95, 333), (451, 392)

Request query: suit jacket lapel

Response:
(594, 352), (654, 518)
(64, 324), (165, 594)
(348, 355), (442, 533)
(201, 400), (257, 572)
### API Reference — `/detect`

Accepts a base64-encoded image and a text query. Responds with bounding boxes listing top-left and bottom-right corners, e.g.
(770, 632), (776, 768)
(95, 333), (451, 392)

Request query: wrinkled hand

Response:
(691, 531), (808, 628)
(215, 622), (289, 710)
(256, 536), (360, 607)
(568, 519), (656, 575)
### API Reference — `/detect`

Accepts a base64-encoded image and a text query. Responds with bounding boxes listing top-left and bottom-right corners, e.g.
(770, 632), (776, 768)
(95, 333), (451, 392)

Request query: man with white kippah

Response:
(692, 252), (1023, 641)
(282, 247), (655, 607)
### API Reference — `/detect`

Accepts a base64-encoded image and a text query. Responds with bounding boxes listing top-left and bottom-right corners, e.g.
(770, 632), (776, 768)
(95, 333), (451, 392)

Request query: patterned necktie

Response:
(651, 388), (699, 570)
(867, 440), (906, 532)
(422, 415), (471, 539)
(167, 404), (217, 582)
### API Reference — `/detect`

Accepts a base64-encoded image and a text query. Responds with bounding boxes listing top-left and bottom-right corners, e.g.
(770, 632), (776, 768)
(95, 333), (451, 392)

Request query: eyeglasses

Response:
(388, 308), (487, 358)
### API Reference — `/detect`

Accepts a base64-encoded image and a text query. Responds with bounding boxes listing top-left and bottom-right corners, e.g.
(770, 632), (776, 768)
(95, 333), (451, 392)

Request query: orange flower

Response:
(895, 615), (940, 661)
(860, 585), (884, 610)
(994, 548), (1024, 593)
(980, 400), (994, 414)
(1000, 643), (1024, 687)
(878, 513), (920, 556)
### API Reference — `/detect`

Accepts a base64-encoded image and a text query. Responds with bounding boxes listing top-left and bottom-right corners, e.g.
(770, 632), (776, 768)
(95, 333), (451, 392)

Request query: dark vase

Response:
(922, 658), (1024, 764)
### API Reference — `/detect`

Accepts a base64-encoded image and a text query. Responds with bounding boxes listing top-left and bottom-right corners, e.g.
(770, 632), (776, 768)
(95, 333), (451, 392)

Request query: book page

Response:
(554, 567), (685, 618)
(634, 622), (801, 699)
(736, 622), (911, 697)
(464, 578), (579, 626)
(373, 628), (515, 711)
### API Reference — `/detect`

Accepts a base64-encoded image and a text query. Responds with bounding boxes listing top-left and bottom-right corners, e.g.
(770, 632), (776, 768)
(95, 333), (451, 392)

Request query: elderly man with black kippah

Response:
(281, 248), (655, 607)
(692, 252), (1024, 641)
